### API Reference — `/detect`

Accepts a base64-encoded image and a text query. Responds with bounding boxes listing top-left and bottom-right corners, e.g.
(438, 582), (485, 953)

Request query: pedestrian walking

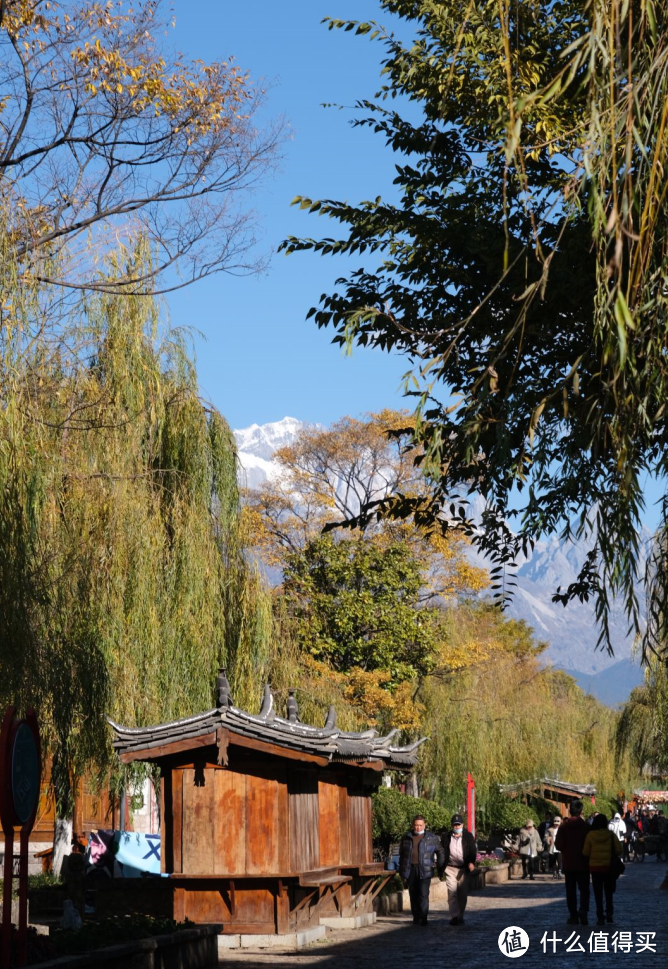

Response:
(538, 812), (553, 873)
(441, 814), (477, 926)
(545, 816), (562, 878)
(518, 819), (543, 879)
(622, 811), (636, 862)
(583, 812), (623, 925)
(554, 799), (590, 925)
(398, 815), (445, 926)
(609, 812), (626, 843)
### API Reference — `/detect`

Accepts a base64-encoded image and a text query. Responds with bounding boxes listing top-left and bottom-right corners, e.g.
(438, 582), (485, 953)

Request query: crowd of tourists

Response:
(398, 801), (666, 928)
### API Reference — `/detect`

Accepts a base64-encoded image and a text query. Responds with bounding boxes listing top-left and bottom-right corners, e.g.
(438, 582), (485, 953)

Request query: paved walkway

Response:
(216, 858), (668, 968)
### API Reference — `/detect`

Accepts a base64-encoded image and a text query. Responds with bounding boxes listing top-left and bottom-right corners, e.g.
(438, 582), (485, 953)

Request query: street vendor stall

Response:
(109, 670), (425, 936)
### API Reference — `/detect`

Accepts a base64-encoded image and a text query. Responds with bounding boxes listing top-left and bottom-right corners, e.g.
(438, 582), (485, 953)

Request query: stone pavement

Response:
(215, 858), (667, 968)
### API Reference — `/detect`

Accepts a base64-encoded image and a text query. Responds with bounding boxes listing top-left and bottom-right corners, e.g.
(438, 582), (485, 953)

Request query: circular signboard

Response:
(11, 721), (40, 824)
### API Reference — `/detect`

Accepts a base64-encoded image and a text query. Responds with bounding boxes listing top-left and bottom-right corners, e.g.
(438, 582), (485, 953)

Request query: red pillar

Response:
(466, 773), (476, 838)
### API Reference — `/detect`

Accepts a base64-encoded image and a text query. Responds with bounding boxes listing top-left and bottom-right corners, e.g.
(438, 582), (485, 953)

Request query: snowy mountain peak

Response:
(234, 416), (306, 461)
(233, 416), (309, 490)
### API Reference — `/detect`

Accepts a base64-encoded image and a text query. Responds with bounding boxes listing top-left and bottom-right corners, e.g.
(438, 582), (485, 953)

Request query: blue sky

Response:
(167, 1), (412, 430)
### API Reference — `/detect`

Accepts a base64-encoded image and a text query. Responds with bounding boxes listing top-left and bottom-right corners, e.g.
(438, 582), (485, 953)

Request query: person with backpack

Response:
(583, 813), (623, 925)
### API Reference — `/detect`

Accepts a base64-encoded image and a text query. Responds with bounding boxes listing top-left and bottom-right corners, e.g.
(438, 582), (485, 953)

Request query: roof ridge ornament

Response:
(287, 689), (300, 723)
(216, 667), (233, 709)
(324, 705), (337, 730)
(259, 683), (275, 720)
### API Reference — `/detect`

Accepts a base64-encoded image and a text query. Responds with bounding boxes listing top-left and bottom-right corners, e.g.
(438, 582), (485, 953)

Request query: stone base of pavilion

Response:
(216, 911), (377, 951)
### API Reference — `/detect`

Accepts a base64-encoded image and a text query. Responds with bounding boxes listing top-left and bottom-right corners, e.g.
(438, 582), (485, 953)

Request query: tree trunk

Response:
(406, 771), (419, 798)
(52, 818), (72, 877)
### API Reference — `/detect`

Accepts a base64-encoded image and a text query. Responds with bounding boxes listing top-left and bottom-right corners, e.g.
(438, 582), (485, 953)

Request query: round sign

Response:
(11, 722), (40, 823)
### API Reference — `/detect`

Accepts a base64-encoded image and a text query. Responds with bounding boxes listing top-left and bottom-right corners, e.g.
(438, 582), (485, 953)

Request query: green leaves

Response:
(283, 535), (437, 683)
(285, 0), (668, 665)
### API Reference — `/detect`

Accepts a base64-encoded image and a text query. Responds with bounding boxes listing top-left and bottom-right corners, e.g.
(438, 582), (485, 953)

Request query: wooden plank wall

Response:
(174, 761), (288, 875)
(318, 774), (341, 867)
(348, 790), (372, 864)
(170, 757), (375, 877)
(288, 771), (319, 871)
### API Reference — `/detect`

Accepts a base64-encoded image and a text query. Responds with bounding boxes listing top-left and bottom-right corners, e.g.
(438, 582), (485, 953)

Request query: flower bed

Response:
(482, 862), (509, 885)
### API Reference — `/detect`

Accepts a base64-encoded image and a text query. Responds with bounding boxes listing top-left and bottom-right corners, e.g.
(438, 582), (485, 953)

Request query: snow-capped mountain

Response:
(233, 417), (646, 703)
(234, 417), (307, 490)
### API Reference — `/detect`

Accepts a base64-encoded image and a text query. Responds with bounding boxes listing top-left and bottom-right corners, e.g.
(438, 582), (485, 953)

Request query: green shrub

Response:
(487, 798), (540, 832)
(590, 795), (620, 820)
(372, 787), (450, 851)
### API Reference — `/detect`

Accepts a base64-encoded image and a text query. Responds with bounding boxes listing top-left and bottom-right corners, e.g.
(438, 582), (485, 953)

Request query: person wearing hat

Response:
(440, 814), (477, 925)
(518, 819), (543, 880)
(544, 816), (563, 878)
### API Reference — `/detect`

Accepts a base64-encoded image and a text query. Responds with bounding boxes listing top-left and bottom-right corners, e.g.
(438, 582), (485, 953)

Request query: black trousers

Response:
(591, 871), (615, 919)
(521, 856), (536, 877)
(407, 865), (431, 922)
(564, 870), (590, 918)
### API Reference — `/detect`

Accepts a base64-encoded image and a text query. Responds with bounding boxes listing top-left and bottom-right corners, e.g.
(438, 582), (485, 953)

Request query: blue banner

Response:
(85, 830), (164, 877)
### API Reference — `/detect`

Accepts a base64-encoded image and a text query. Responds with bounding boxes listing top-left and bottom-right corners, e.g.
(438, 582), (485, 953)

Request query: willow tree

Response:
(283, 0), (668, 662)
(616, 659), (668, 779)
(0, 236), (272, 865)
(418, 603), (635, 815)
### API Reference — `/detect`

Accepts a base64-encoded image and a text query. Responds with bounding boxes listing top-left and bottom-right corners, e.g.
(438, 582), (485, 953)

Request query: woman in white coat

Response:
(518, 819), (544, 880)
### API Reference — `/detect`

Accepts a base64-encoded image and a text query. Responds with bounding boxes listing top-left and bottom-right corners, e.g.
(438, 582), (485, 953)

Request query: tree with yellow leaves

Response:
(247, 410), (487, 601)
(247, 411), (488, 734)
(0, 0), (281, 294)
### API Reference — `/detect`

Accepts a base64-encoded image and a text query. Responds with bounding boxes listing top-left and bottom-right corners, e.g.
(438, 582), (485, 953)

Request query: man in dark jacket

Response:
(441, 814), (477, 925)
(399, 815), (446, 925)
(554, 799), (590, 926)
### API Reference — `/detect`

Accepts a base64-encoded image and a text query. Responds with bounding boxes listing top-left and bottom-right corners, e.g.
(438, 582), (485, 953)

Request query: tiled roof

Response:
(499, 777), (597, 797)
(109, 672), (426, 769)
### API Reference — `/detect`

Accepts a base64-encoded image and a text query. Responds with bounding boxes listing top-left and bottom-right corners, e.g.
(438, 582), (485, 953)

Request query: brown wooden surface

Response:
(162, 771), (172, 873)
(228, 733), (329, 767)
(318, 775), (341, 867)
(338, 781), (351, 866)
(288, 770), (319, 872)
(300, 874), (352, 887)
(213, 768), (246, 874)
(182, 768), (214, 874)
(172, 768), (183, 873)
(119, 732), (217, 764)
(275, 879), (289, 934)
(246, 766), (283, 874)
(348, 790), (372, 864)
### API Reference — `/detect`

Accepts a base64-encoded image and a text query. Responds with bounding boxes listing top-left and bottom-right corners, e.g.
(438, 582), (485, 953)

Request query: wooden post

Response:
(1, 826), (13, 969)
(467, 772), (476, 838)
(16, 829), (29, 967)
(1, 706), (16, 969)
(1, 708), (41, 969)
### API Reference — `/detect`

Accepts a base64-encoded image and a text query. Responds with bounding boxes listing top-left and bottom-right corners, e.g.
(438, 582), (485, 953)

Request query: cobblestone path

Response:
(216, 858), (667, 968)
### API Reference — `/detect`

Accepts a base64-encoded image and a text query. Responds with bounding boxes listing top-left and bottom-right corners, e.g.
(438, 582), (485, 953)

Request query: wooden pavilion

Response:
(499, 777), (597, 816)
(110, 670), (425, 936)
